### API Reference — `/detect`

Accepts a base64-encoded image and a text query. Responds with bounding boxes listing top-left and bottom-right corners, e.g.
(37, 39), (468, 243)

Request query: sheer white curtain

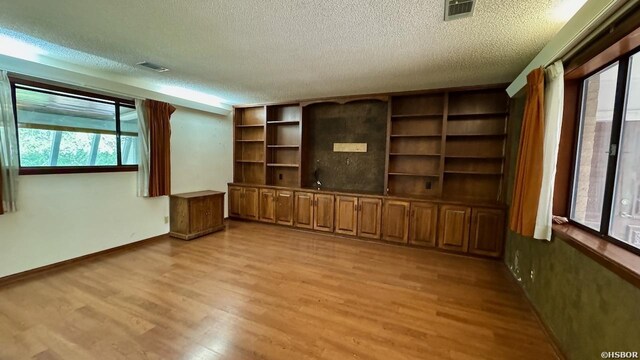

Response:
(136, 99), (151, 197)
(534, 61), (564, 240)
(0, 70), (19, 213)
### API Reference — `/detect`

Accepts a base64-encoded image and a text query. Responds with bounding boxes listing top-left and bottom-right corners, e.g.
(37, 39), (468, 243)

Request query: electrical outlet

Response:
(530, 263), (536, 282)
(164, 216), (169, 224)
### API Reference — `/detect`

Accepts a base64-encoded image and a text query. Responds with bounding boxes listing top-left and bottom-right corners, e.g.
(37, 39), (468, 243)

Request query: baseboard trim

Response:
(503, 264), (566, 360)
(0, 233), (169, 288)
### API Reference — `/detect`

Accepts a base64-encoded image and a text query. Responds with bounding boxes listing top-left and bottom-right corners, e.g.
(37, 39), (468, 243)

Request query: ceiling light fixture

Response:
(136, 61), (169, 73)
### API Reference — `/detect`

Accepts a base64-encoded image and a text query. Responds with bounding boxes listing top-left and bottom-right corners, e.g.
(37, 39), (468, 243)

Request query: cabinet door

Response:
(276, 190), (294, 226)
(294, 192), (314, 229)
(208, 194), (224, 229)
(259, 189), (276, 223)
(470, 208), (505, 257)
(314, 194), (335, 232)
(228, 186), (242, 217)
(335, 196), (358, 236)
(358, 197), (382, 239)
(242, 187), (260, 220)
(382, 200), (410, 243)
(189, 197), (207, 234)
(409, 202), (438, 247)
(438, 205), (471, 253)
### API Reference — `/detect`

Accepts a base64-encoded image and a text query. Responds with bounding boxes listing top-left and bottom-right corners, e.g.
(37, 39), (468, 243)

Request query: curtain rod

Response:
(551, 0), (639, 68)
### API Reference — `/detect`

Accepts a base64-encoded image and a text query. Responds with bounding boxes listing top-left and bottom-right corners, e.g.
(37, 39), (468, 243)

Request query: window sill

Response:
(19, 166), (138, 175)
(552, 223), (640, 288)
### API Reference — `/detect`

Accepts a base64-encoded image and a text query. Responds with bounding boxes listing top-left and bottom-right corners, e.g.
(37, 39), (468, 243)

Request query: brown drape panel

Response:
(147, 100), (176, 197)
(509, 68), (545, 236)
(0, 155), (4, 215)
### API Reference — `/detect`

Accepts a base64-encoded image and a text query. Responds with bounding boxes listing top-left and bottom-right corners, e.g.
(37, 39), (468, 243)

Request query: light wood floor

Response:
(0, 220), (559, 360)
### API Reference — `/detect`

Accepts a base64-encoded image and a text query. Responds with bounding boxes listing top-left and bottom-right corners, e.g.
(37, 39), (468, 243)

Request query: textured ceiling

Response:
(0, 0), (569, 105)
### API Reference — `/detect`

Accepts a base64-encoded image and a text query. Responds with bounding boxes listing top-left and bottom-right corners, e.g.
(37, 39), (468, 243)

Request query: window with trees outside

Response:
(570, 50), (640, 253)
(11, 79), (139, 174)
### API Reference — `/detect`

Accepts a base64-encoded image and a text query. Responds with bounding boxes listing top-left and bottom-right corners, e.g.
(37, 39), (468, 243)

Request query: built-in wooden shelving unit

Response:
(265, 104), (302, 187)
(386, 93), (446, 198)
(233, 84), (509, 204)
(233, 106), (266, 184)
(442, 89), (509, 201)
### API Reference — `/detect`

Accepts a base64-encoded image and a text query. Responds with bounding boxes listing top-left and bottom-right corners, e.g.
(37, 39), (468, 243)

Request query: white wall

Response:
(0, 107), (232, 278)
(171, 107), (233, 198)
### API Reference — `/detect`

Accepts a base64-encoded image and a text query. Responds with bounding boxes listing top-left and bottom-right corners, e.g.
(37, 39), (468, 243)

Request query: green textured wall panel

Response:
(504, 232), (640, 359)
(505, 93), (640, 360)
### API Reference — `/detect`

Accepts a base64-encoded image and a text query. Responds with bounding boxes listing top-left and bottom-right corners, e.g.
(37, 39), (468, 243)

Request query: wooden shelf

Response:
(267, 120), (300, 125)
(447, 112), (508, 118)
(267, 163), (299, 168)
(235, 139), (264, 142)
(268, 145), (300, 148)
(446, 133), (507, 137)
(390, 134), (442, 138)
(235, 124), (264, 128)
(445, 155), (505, 159)
(390, 153), (440, 157)
(391, 114), (443, 119)
(235, 160), (264, 163)
(444, 170), (503, 175)
(388, 172), (439, 177)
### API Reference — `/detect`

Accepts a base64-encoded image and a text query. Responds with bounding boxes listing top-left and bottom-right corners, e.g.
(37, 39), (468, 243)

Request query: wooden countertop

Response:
(171, 190), (225, 198)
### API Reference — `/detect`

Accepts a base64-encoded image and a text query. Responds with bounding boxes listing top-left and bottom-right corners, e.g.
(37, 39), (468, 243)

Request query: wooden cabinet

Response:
(228, 186), (242, 217)
(469, 208), (505, 257)
(382, 200), (410, 243)
(276, 190), (294, 226)
(170, 191), (225, 240)
(314, 194), (335, 232)
(294, 191), (314, 229)
(335, 196), (382, 238)
(259, 188), (276, 223)
(228, 184), (505, 258)
(243, 187), (259, 220)
(335, 196), (358, 236)
(228, 186), (259, 220)
(438, 205), (471, 253)
(358, 197), (382, 239)
(409, 202), (438, 247)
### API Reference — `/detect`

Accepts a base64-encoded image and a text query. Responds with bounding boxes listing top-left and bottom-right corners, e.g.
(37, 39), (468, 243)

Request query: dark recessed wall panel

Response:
(302, 100), (387, 193)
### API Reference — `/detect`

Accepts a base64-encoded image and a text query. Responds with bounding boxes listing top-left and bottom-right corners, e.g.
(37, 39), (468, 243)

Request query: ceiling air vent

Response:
(444, 0), (476, 21)
(136, 61), (169, 73)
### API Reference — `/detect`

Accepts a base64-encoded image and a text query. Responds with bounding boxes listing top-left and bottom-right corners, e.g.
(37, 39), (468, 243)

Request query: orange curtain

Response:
(509, 68), (545, 236)
(146, 100), (176, 197)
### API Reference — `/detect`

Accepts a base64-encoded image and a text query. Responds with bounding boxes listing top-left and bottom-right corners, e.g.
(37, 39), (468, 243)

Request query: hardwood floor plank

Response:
(0, 220), (559, 359)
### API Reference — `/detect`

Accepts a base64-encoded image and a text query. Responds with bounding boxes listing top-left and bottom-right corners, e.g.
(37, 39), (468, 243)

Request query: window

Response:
(570, 50), (640, 253)
(11, 79), (138, 174)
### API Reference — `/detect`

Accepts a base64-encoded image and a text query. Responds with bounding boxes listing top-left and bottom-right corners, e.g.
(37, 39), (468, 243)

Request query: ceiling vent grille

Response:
(136, 61), (169, 73)
(444, 0), (475, 21)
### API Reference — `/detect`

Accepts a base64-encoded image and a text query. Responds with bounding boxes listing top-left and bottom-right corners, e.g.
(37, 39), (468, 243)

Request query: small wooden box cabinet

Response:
(170, 191), (225, 240)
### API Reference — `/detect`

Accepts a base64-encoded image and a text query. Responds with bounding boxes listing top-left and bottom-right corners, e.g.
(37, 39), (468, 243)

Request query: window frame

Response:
(568, 47), (640, 256)
(9, 77), (139, 175)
